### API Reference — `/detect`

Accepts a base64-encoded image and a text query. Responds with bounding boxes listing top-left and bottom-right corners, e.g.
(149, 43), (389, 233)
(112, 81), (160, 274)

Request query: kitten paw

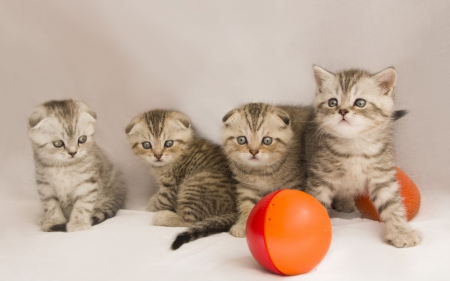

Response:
(153, 211), (193, 227)
(332, 198), (355, 213)
(66, 221), (91, 232)
(387, 230), (420, 248)
(40, 217), (67, 232)
(230, 223), (246, 238)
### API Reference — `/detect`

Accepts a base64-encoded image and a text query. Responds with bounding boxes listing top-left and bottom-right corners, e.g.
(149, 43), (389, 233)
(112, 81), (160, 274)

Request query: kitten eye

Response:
(328, 98), (338, 107)
(53, 140), (64, 148)
(164, 140), (174, 148)
(142, 141), (152, 149)
(78, 135), (87, 144)
(237, 136), (247, 145)
(262, 137), (273, 146)
(354, 99), (366, 108)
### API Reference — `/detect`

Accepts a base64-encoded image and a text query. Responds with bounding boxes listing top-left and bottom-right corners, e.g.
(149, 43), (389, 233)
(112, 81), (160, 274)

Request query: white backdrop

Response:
(1, 0), (448, 209)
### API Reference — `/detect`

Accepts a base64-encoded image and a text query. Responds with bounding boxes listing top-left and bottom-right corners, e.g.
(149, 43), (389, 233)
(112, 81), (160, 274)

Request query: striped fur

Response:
(126, 110), (237, 250)
(28, 100), (126, 232)
(221, 103), (313, 237)
(304, 66), (420, 247)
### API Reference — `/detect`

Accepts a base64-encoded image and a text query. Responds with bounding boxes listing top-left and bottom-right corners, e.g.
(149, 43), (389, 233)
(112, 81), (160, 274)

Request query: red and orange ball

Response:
(246, 190), (332, 276)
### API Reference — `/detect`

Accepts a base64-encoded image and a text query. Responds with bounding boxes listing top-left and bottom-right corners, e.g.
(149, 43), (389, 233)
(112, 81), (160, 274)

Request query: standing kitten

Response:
(221, 103), (312, 237)
(125, 110), (237, 250)
(28, 100), (126, 232)
(304, 66), (420, 247)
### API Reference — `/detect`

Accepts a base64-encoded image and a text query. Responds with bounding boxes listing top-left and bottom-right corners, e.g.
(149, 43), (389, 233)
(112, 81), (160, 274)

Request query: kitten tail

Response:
(171, 213), (238, 250)
(392, 110), (408, 121)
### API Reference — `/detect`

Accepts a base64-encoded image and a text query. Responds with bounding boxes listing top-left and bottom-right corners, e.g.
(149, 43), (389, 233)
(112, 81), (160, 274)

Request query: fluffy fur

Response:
(303, 66), (420, 247)
(28, 99), (126, 232)
(125, 109), (237, 250)
(221, 103), (312, 237)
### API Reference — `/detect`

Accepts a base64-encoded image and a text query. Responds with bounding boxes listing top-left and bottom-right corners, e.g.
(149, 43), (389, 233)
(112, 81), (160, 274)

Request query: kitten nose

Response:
(68, 151), (77, 157)
(249, 150), (259, 156)
(339, 109), (349, 116)
(154, 153), (162, 160)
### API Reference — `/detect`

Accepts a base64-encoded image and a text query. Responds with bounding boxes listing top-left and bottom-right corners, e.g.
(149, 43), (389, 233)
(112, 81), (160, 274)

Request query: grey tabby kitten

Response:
(304, 66), (420, 247)
(125, 109), (237, 250)
(28, 100), (126, 232)
(221, 103), (312, 237)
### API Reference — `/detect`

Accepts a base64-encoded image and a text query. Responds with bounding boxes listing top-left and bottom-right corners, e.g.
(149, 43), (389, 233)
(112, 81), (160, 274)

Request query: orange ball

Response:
(246, 190), (332, 276)
(354, 167), (421, 221)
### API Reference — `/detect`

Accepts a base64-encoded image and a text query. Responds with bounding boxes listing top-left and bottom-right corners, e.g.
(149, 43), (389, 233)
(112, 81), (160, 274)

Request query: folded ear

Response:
(313, 65), (335, 92)
(28, 105), (47, 129)
(373, 67), (397, 96)
(171, 111), (190, 129)
(125, 115), (143, 135)
(222, 109), (237, 124)
(77, 101), (97, 122)
(273, 108), (290, 127)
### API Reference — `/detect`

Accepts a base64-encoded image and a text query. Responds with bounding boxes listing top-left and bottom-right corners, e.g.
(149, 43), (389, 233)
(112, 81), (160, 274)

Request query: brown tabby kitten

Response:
(303, 66), (420, 247)
(221, 103), (312, 237)
(125, 110), (237, 249)
(28, 100), (126, 232)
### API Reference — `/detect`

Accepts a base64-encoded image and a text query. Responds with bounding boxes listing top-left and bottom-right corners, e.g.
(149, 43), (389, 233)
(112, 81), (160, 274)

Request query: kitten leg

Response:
(145, 179), (178, 212)
(37, 183), (67, 231)
(305, 177), (335, 209)
(230, 184), (261, 238)
(332, 196), (355, 213)
(67, 182), (98, 232)
(369, 176), (420, 248)
(153, 210), (194, 227)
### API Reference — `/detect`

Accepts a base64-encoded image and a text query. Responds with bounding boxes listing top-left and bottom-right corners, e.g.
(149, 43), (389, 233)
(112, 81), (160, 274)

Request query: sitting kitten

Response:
(28, 100), (126, 232)
(304, 66), (420, 247)
(125, 109), (237, 250)
(221, 103), (312, 237)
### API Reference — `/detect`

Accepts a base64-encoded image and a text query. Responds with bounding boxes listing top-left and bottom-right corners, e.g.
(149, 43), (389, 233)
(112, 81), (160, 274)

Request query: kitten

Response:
(125, 109), (237, 250)
(221, 103), (313, 237)
(28, 99), (126, 232)
(303, 66), (420, 247)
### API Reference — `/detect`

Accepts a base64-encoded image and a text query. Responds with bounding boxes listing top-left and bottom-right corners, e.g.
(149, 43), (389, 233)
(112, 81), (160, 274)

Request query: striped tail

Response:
(171, 213), (238, 250)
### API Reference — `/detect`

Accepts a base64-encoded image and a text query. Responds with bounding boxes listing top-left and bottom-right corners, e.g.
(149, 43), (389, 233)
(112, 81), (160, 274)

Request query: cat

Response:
(125, 109), (237, 250)
(303, 65), (420, 247)
(221, 103), (313, 237)
(28, 99), (126, 232)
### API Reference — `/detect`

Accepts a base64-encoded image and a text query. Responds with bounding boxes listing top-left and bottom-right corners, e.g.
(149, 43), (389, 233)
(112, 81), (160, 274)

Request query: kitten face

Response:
(126, 110), (192, 167)
(28, 100), (96, 165)
(313, 66), (397, 138)
(222, 103), (292, 168)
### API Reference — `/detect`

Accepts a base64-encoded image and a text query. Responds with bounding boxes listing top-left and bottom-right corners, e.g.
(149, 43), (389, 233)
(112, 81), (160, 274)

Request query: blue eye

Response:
(354, 99), (366, 108)
(262, 137), (273, 145)
(164, 140), (174, 148)
(53, 140), (64, 148)
(142, 142), (152, 149)
(78, 135), (87, 144)
(237, 136), (247, 145)
(328, 98), (338, 107)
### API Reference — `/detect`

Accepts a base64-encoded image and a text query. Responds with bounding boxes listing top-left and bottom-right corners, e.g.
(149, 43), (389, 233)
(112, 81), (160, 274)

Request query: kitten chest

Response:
(46, 166), (88, 202)
(332, 157), (372, 196)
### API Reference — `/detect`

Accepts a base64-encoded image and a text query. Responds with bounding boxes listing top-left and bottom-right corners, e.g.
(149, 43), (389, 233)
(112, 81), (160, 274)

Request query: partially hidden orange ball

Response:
(354, 167), (421, 221)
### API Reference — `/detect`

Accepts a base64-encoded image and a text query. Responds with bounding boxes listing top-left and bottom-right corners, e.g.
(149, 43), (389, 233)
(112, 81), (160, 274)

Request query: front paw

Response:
(66, 221), (91, 232)
(40, 217), (67, 232)
(387, 230), (421, 248)
(230, 223), (246, 238)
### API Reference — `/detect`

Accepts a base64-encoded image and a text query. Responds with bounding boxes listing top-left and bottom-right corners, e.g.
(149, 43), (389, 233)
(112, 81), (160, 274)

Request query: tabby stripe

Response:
(239, 196), (259, 204)
(75, 177), (97, 187)
(75, 188), (98, 201)
(378, 198), (399, 214)
(36, 180), (50, 185)
(368, 102), (389, 118)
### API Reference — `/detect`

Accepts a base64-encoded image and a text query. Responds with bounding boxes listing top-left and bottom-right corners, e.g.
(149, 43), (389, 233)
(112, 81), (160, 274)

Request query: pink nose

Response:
(339, 109), (349, 116)
(249, 150), (259, 156)
(154, 154), (162, 160)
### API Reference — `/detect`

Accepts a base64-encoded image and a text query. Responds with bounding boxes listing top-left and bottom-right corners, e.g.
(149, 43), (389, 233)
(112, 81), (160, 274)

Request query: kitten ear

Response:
(273, 108), (290, 127)
(28, 105), (47, 129)
(313, 65), (335, 92)
(222, 109), (237, 124)
(77, 101), (97, 121)
(373, 67), (397, 96)
(171, 111), (190, 129)
(125, 115), (143, 135)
